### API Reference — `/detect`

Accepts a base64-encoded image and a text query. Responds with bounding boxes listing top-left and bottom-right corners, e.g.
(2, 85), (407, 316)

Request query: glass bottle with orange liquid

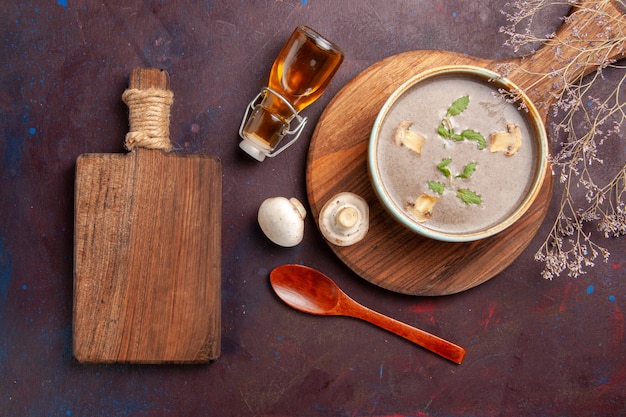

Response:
(239, 26), (344, 161)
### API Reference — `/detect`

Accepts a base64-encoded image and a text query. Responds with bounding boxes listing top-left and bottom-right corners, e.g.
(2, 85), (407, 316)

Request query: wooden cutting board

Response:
(73, 68), (222, 363)
(306, 1), (626, 295)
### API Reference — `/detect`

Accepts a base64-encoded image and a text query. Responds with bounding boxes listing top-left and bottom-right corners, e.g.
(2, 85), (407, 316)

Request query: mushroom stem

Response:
(336, 206), (359, 230)
(289, 197), (307, 219)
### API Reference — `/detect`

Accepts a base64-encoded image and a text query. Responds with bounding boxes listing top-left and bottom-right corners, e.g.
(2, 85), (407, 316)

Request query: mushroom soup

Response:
(375, 73), (540, 235)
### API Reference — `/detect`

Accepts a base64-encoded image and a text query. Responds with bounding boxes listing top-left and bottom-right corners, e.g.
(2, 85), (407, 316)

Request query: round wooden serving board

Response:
(306, 51), (554, 296)
(306, 1), (625, 296)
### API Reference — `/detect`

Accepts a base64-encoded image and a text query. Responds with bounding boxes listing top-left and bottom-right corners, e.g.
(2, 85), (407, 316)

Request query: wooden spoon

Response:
(269, 264), (466, 364)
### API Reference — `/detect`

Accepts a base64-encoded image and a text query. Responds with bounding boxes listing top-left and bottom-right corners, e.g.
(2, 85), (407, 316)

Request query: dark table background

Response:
(1, 1), (624, 416)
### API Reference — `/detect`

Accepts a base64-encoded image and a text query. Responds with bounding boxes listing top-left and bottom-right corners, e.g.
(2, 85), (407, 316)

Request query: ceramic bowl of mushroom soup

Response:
(368, 65), (548, 242)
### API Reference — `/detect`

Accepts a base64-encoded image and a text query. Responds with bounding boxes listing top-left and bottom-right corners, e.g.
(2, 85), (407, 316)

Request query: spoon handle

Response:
(348, 304), (466, 364)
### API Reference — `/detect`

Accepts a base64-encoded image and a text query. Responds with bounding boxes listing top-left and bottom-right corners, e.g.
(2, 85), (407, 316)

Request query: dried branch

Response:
(500, 0), (626, 278)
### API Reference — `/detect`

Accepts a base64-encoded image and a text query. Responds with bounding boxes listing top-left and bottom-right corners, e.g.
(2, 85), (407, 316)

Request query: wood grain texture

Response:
(306, 1), (625, 295)
(73, 68), (222, 363)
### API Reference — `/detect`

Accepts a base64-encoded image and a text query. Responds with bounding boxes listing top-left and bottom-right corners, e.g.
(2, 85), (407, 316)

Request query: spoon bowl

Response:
(271, 265), (340, 314)
(270, 264), (466, 364)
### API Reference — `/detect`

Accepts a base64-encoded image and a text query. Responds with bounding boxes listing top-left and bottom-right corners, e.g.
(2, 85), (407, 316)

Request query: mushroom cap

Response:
(319, 192), (369, 246)
(258, 197), (306, 247)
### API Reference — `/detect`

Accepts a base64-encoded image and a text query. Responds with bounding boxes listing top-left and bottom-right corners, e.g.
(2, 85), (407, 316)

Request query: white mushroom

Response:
(489, 123), (522, 156)
(406, 193), (439, 223)
(319, 192), (369, 246)
(394, 120), (426, 154)
(258, 197), (307, 247)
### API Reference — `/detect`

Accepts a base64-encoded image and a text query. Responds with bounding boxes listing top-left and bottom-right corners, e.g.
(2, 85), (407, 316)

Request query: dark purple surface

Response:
(1, 1), (624, 416)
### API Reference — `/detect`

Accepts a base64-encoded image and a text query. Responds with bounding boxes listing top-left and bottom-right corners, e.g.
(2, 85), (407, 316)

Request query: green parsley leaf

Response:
(437, 124), (450, 138)
(446, 96), (469, 117)
(461, 129), (487, 149)
(451, 133), (464, 141)
(457, 188), (482, 205)
(428, 181), (446, 194)
(456, 162), (477, 179)
(437, 158), (453, 177)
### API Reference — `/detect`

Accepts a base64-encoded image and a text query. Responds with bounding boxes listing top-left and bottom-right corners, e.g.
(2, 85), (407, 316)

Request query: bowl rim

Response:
(367, 64), (549, 242)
